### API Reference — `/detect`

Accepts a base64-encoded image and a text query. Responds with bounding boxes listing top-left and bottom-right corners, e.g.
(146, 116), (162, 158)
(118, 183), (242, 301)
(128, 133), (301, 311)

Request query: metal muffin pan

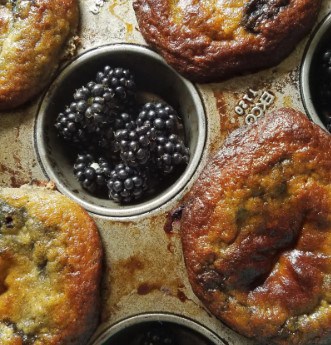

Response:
(0, 1), (331, 345)
(35, 44), (206, 217)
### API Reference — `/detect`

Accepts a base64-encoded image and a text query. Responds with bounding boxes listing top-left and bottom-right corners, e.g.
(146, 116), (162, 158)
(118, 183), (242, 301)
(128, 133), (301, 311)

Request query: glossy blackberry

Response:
(73, 153), (111, 193)
(114, 121), (156, 166)
(154, 134), (189, 174)
(140, 326), (177, 345)
(107, 163), (148, 203)
(137, 102), (180, 133)
(318, 47), (331, 133)
(73, 82), (118, 132)
(96, 66), (136, 101)
(54, 105), (89, 145)
(322, 49), (331, 79)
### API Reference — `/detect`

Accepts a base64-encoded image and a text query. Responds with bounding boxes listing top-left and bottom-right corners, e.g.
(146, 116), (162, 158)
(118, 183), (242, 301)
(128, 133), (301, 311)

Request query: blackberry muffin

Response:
(133, 0), (321, 82)
(180, 109), (331, 344)
(0, 0), (79, 110)
(0, 184), (102, 345)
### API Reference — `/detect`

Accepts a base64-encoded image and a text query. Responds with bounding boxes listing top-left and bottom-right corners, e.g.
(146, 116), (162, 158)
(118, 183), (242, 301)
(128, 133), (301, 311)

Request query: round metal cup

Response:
(300, 12), (331, 131)
(89, 313), (227, 345)
(35, 44), (206, 217)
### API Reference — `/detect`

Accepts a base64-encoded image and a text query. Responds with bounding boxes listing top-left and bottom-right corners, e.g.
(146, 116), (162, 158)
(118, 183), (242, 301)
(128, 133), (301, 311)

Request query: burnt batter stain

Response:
(122, 256), (145, 274)
(0, 163), (29, 187)
(137, 282), (161, 295)
(164, 204), (185, 234)
(243, 0), (290, 33)
(177, 289), (188, 302)
(167, 242), (175, 254)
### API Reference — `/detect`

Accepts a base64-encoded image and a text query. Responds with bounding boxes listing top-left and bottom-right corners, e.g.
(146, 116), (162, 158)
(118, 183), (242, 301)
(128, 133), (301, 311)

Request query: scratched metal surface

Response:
(0, 1), (331, 344)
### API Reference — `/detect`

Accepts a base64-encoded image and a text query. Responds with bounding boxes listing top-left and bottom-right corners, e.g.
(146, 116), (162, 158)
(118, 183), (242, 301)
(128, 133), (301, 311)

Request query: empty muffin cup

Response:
(89, 313), (227, 345)
(300, 11), (331, 132)
(35, 44), (206, 217)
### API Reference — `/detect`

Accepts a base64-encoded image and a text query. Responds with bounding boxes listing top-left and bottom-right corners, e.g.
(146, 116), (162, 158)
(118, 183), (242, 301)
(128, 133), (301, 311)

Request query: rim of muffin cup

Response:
(89, 313), (227, 345)
(300, 11), (331, 132)
(34, 43), (206, 218)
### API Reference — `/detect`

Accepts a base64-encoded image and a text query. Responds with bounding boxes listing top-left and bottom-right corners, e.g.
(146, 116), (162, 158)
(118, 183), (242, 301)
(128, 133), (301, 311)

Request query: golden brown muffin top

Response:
(133, 0), (321, 82)
(0, 0), (78, 110)
(180, 109), (331, 344)
(0, 186), (102, 345)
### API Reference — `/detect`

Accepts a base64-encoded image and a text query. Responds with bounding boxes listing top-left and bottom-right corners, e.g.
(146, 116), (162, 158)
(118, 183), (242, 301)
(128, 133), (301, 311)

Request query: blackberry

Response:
(154, 134), (189, 174)
(318, 47), (331, 133)
(73, 153), (111, 193)
(54, 106), (89, 145)
(140, 326), (177, 345)
(96, 66), (136, 101)
(73, 82), (118, 132)
(107, 163), (148, 203)
(114, 121), (156, 166)
(322, 49), (331, 79)
(137, 102), (181, 134)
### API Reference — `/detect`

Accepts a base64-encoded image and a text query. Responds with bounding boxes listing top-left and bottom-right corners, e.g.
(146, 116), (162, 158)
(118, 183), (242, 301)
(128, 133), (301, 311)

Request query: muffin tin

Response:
(35, 44), (206, 217)
(1, 1), (331, 344)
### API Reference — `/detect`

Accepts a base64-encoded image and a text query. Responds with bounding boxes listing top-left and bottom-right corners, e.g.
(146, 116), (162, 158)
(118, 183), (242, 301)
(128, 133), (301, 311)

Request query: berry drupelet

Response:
(107, 163), (148, 203)
(73, 153), (111, 193)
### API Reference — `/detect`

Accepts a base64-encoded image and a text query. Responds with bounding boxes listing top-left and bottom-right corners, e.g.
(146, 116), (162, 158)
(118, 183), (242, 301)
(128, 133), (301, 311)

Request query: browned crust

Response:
(180, 109), (331, 344)
(0, 0), (79, 110)
(133, 0), (322, 82)
(0, 185), (103, 345)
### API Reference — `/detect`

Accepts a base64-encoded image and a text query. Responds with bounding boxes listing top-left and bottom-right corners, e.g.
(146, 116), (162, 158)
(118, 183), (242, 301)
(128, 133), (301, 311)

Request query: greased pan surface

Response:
(0, 1), (331, 345)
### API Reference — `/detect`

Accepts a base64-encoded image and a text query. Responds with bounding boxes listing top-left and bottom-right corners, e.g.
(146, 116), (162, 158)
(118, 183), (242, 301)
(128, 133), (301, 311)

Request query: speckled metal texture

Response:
(0, 1), (331, 345)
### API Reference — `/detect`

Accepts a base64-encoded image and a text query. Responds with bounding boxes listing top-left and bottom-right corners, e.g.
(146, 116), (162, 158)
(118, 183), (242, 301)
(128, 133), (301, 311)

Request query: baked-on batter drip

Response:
(0, 0), (78, 110)
(0, 185), (102, 345)
(180, 109), (331, 344)
(133, 0), (321, 82)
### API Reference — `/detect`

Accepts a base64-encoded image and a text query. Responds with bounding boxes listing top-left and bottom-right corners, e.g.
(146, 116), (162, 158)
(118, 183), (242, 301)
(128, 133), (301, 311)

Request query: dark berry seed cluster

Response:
(316, 48), (331, 132)
(54, 66), (190, 204)
(107, 163), (148, 204)
(73, 154), (111, 193)
(140, 327), (177, 345)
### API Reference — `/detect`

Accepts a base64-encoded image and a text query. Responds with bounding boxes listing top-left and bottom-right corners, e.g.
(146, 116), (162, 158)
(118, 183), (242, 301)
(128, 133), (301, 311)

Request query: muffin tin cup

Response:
(89, 313), (227, 345)
(34, 44), (206, 218)
(300, 11), (331, 132)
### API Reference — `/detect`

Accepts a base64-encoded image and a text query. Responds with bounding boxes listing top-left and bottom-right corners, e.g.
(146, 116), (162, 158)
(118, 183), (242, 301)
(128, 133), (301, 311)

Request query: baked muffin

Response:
(133, 0), (321, 82)
(0, 184), (102, 345)
(180, 108), (331, 344)
(0, 0), (79, 110)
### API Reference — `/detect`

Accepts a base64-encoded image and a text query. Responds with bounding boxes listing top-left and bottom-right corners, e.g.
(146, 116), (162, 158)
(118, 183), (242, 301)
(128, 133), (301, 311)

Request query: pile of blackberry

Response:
(54, 65), (190, 204)
(315, 47), (331, 132)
